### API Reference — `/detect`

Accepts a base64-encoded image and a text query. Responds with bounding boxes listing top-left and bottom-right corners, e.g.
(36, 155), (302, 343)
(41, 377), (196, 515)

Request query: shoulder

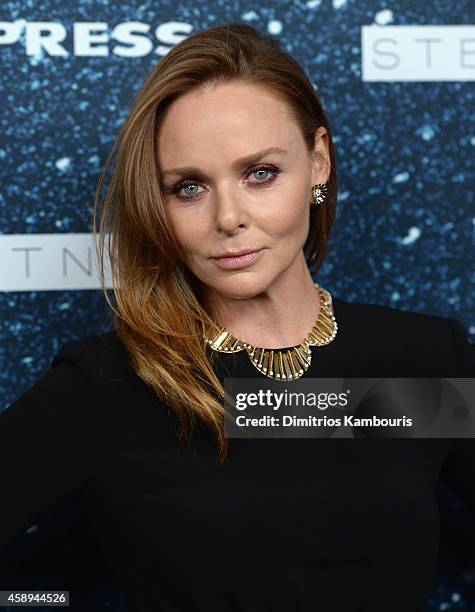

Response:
(331, 296), (474, 376)
(332, 295), (467, 339)
(51, 328), (134, 386)
(49, 328), (167, 429)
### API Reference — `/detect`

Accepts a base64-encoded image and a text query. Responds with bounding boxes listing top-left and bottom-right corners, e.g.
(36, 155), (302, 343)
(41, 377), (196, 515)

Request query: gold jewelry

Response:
(203, 283), (338, 381)
(310, 183), (328, 206)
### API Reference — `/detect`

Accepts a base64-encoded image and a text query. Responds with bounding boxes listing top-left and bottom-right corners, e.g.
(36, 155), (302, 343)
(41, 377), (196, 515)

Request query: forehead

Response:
(156, 82), (301, 168)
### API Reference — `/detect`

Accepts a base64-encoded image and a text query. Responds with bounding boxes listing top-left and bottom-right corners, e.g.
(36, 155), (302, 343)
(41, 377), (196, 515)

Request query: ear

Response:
(311, 126), (331, 185)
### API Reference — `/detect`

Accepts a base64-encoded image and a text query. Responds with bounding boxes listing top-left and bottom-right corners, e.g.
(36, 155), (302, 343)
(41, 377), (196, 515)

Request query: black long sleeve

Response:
(0, 342), (103, 551)
(1, 297), (475, 612)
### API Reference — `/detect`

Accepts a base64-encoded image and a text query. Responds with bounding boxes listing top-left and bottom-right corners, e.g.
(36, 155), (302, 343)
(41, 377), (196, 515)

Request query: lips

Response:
(212, 248), (261, 259)
(211, 248), (266, 270)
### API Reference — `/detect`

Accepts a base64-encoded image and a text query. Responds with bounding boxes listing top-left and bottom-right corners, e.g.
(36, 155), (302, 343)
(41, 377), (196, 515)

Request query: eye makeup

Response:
(163, 164), (282, 201)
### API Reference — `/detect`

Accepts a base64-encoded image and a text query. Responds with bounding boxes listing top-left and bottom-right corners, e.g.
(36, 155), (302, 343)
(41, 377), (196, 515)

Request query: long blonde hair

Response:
(93, 22), (338, 463)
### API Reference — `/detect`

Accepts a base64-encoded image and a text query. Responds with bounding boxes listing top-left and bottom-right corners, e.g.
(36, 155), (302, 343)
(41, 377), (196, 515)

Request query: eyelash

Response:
(166, 165), (281, 201)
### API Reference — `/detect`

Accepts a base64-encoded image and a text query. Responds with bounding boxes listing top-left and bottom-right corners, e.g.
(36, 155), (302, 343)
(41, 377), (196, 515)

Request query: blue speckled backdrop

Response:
(1, 1), (474, 610)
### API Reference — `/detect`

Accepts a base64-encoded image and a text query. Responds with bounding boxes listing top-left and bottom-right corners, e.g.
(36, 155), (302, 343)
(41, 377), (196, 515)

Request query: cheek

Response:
(262, 186), (310, 239)
(167, 209), (206, 254)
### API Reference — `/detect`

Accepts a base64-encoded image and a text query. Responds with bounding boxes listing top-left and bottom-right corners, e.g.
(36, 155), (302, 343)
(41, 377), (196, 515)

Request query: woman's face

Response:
(157, 81), (329, 302)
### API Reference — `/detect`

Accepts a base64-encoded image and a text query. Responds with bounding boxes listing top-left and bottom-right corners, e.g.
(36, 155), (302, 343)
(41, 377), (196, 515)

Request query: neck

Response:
(206, 254), (323, 349)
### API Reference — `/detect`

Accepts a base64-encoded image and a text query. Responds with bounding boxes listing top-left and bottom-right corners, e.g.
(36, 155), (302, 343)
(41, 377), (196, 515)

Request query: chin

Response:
(212, 275), (272, 299)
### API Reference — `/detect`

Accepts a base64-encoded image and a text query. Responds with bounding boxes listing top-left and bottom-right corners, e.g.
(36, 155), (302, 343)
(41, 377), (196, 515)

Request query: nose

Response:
(213, 185), (248, 234)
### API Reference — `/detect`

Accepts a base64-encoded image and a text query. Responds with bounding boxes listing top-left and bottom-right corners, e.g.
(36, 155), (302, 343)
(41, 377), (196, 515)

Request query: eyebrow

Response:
(160, 146), (288, 179)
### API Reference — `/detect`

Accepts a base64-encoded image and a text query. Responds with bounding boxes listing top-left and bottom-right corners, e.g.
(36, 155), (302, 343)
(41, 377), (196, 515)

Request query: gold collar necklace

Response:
(203, 282), (338, 381)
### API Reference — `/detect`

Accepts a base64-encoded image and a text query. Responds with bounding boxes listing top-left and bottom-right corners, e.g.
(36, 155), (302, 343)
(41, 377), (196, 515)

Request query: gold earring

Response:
(310, 183), (328, 206)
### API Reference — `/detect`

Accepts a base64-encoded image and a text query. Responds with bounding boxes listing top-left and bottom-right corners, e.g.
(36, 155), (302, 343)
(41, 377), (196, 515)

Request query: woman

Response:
(1, 22), (474, 612)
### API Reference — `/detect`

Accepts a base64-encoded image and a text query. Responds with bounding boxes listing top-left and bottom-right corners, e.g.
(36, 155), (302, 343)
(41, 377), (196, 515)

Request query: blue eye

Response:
(168, 181), (204, 199)
(251, 168), (272, 181)
(181, 184), (202, 197)
(248, 165), (281, 183)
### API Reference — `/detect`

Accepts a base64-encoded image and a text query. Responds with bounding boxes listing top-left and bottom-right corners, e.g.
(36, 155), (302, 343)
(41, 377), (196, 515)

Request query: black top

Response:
(1, 296), (475, 612)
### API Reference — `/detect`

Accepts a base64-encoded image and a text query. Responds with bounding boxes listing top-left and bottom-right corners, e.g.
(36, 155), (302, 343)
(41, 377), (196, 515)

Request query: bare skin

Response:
(157, 81), (332, 349)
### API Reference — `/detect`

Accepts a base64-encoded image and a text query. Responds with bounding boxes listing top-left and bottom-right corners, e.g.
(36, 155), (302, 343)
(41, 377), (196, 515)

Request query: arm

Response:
(0, 340), (102, 552)
(438, 318), (475, 514)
